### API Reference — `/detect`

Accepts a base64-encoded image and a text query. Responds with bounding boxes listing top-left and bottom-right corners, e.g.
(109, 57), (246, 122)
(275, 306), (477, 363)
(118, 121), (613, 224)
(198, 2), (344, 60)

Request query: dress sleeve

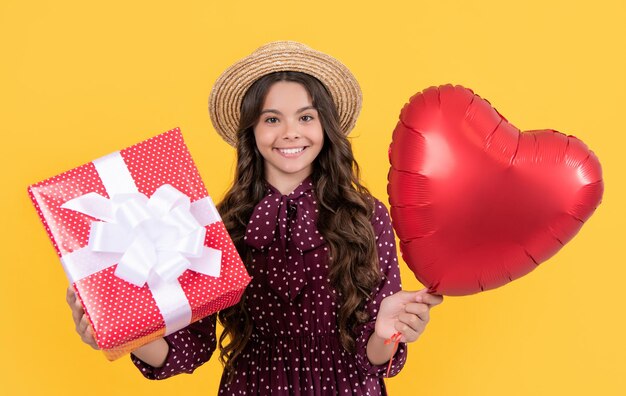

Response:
(353, 199), (407, 378)
(130, 314), (217, 380)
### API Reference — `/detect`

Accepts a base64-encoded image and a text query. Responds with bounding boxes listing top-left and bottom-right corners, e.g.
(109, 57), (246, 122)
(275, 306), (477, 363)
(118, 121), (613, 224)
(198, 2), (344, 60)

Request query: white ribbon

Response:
(60, 151), (222, 335)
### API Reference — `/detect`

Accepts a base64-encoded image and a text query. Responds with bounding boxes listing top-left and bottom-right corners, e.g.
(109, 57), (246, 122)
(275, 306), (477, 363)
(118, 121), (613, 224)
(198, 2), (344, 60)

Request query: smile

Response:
(275, 147), (306, 157)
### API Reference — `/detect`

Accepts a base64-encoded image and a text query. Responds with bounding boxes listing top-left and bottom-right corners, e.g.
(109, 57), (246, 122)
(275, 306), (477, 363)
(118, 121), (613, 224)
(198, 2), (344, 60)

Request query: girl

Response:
(67, 41), (443, 395)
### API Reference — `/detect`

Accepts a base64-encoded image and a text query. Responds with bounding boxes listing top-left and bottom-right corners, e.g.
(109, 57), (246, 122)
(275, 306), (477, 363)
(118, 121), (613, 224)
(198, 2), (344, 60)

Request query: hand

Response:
(66, 286), (99, 350)
(375, 288), (443, 343)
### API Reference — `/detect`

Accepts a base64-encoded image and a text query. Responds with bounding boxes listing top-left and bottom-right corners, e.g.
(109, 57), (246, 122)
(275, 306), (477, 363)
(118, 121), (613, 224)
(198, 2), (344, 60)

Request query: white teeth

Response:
(278, 147), (304, 154)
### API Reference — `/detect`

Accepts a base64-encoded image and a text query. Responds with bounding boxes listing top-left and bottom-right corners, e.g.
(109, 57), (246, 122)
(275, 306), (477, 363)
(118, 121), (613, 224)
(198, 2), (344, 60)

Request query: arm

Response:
(66, 286), (217, 380)
(361, 201), (443, 369)
(366, 332), (398, 365)
(352, 200), (408, 377)
(130, 315), (217, 380)
(130, 338), (169, 368)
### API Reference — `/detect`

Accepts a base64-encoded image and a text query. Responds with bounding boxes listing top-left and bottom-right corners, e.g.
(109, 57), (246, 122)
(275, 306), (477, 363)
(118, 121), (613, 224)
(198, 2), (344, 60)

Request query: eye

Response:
(301, 115), (314, 122)
(264, 117), (279, 124)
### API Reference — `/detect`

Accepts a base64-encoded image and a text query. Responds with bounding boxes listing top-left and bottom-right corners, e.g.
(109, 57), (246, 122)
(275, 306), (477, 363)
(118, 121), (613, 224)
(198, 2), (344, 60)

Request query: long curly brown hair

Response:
(216, 71), (381, 381)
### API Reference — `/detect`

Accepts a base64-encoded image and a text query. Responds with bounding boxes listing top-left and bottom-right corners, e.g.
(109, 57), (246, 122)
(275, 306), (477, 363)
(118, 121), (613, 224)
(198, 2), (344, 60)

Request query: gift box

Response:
(28, 127), (251, 360)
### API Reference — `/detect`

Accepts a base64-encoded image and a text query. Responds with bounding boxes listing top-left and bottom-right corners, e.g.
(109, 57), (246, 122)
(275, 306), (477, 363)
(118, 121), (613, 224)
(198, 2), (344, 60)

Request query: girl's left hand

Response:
(375, 289), (443, 343)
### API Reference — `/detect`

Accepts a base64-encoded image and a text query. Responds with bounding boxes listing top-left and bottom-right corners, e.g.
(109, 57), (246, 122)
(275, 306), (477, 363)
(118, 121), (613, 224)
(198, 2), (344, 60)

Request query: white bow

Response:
(61, 183), (222, 334)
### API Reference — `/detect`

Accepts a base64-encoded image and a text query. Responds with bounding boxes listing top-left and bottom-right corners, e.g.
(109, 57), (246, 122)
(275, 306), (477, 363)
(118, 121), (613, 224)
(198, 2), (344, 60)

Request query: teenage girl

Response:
(67, 41), (443, 395)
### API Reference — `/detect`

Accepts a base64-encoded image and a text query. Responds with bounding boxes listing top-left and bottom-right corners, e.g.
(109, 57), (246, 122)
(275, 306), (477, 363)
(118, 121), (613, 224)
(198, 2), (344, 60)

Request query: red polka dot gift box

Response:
(28, 127), (251, 360)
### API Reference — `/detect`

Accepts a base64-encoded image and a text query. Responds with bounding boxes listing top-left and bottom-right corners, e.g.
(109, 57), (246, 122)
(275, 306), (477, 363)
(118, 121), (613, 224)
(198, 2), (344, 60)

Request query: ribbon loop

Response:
(148, 184), (191, 216)
(89, 222), (132, 253)
(117, 198), (152, 228)
(61, 192), (115, 222)
(163, 206), (202, 234)
(116, 234), (156, 286)
(174, 228), (207, 257)
(189, 247), (222, 277)
(154, 251), (191, 283)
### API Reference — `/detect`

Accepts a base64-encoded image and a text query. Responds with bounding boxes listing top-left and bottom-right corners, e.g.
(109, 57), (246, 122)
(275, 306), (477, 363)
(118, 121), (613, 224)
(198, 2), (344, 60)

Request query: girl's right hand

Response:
(66, 286), (99, 350)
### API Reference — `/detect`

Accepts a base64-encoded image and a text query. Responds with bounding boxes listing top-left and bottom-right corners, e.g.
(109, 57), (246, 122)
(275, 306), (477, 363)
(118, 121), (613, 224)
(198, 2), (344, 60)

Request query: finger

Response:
(420, 293), (444, 307)
(78, 314), (90, 335)
(71, 309), (83, 327)
(404, 303), (430, 323)
(81, 327), (99, 350)
(71, 305), (84, 326)
(71, 300), (85, 326)
(394, 318), (422, 343)
(66, 287), (76, 305)
(73, 296), (85, 320)
(412, 288), (432, 302)
(398, 312), (426, 332)
(391, 290), (425, 305)
(83, 338), (99, 350)
(73, 294), (83, 310)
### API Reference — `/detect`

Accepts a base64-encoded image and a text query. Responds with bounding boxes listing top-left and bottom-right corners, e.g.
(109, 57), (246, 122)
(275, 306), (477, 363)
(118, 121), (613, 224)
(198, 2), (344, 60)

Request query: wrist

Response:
(131, 338), (169, 368)
(366, 332), (396, 366)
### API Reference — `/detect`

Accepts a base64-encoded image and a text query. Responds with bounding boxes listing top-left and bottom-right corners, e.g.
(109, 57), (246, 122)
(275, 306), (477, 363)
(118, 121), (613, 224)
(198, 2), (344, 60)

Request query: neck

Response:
(265, 171), (311, 195)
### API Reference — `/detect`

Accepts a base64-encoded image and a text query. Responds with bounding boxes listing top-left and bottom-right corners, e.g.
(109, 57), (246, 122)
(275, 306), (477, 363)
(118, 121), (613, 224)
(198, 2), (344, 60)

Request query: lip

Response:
(274, 146), (308, 158)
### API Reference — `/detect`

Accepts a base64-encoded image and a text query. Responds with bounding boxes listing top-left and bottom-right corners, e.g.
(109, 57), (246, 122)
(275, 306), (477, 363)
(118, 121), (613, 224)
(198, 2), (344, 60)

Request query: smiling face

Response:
(253, 81), (324, 194)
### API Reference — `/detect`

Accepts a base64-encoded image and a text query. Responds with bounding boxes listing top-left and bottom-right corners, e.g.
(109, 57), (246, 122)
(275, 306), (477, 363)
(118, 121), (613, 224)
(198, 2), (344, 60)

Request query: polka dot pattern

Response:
(180, 221), (251, 323)
(244, 178), (324, 301)
(29, 162), (108, 255)
(132, 316), (217, 378)
(28, 128), (250, 360)
(132, 179), (407, 394)
(123, 129), (208, 201)
(76, 265), (164, 351)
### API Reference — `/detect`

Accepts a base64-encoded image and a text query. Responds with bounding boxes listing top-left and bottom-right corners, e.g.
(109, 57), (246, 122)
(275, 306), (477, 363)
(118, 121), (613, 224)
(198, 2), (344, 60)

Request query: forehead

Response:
(262, 81), (313, 109)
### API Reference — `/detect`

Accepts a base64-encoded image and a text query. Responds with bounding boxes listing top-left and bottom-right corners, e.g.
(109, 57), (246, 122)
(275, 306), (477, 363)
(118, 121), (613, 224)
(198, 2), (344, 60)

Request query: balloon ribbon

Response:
(384, 331), (402, 377)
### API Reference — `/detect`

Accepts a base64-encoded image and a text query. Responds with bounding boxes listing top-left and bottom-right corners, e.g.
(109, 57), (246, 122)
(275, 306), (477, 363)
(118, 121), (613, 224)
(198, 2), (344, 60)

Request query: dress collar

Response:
(263, 176), (315, 199)
(244, 176), (323, 301)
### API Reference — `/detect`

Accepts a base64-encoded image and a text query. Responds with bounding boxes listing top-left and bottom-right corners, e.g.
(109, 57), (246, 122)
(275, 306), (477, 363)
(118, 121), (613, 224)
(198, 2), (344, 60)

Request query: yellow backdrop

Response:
(2, 0), (624, 395)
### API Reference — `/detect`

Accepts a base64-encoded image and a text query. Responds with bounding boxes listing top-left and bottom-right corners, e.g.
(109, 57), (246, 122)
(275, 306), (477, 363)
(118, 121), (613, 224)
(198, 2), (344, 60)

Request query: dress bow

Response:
(244, 179), (325, 301)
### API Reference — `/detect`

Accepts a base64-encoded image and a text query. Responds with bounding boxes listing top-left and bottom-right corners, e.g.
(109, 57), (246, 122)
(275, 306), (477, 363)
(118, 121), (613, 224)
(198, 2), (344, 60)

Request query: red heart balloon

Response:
(387, 85), (603, 296)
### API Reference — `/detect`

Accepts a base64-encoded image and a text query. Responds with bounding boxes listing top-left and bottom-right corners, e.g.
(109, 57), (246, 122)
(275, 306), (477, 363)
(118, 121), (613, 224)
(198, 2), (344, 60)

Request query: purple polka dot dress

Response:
(131, 178), (407, 394)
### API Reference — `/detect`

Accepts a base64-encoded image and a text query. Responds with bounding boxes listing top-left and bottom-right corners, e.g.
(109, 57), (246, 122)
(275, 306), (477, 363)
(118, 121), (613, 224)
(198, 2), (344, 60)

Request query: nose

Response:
(282, 119), (301, 140)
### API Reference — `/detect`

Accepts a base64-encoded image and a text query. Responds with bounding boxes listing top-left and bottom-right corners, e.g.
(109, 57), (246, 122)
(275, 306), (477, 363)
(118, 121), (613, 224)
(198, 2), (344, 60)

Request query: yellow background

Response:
(1, 0), (624, 394)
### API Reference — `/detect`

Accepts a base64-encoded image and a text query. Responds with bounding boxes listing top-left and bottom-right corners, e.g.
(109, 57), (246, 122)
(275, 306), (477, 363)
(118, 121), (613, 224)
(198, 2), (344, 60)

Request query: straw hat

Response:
(208, 41), (362, 146)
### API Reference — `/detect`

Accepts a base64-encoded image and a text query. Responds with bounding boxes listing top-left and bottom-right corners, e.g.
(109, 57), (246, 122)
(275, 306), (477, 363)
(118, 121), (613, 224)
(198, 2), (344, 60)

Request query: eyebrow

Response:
(259, 106), (317, 115)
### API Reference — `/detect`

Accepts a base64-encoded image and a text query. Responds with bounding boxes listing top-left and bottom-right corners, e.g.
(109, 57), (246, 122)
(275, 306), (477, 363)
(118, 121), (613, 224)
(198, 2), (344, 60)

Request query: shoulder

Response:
(369, 196), (393, 234)
(369, 195), (391, 219)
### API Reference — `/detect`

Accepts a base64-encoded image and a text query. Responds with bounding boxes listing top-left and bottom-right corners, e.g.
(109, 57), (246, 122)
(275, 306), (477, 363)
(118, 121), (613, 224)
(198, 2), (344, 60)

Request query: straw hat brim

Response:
(208, 41), (362, 147)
